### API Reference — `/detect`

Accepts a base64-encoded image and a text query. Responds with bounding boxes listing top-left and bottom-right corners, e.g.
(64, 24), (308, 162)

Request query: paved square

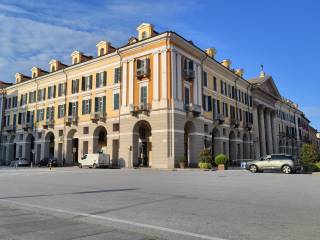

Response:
(0, 168), (319, 240)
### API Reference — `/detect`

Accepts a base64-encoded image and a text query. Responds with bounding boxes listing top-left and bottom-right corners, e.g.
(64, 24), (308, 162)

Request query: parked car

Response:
(79, 153), (110, 168)
(246, 154), (301, 174)
(11, 157), (30, 167)
(38, 158), (58, 167)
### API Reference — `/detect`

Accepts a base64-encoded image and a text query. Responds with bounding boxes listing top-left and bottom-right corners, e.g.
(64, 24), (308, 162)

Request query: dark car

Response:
(38, 158), (58, 167)
(48, 158), (58, 167)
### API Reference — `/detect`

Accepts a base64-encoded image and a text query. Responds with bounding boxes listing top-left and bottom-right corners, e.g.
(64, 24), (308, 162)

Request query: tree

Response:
(300, 143), (319, 165)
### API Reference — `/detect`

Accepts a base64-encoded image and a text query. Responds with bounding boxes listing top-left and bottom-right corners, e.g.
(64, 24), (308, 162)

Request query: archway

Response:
(44, 132), (55, 160)
(184, 121), (195, 167)
(229, 131), (237, 167)
(93, 126), (108, 153)
(133, 121), (152, 167)
(66, 129), (79, 165)
(211, 128), (220, 160)
(243, 133), (248, 161)
(25, 134), (35, 163)
(8, 136), (16, 163)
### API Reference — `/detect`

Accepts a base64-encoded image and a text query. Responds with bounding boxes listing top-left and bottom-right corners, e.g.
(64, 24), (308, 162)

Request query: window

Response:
(46, 106), (54, 120)
(58, 83), (66, 97)
(29, 91), (36, 103)
(213, 77), (217, 91)
(249, 96), (253, 107)
(36, 109), (45, 122)
(71, 79), (79, 94)
(184, 86), (190, 105)
(140, 86), (147, 105)
(73, 58), (78, 64)
(83, 127), (89, 134)
(51, 66), (56, 72)
(203, 71), (208, 87)
(47, 86), (56, 99)
(113, 93), (119, 110)
(82, 76), (92, 91)
(68, 102), (78, 116)
(220, 80), (224, 94)
(204, 124), (209, 133)
(213, 99), (221, 116)
(222, 102), (228, 117)
(37, 89), (46, 101)
(96, 72), (106, 88)
(58, 104), (65, 118)
(141, 31), (147, 39)
(230, 106), (235, 119)
(113, 123), (120, 131)
(99, 48), (105, 56)
(82, 99), (91, 115)
(137, 59), (150, 78)
(94, 96), (106, 113)
(228, 85), (231, 98)
(114, 67), (121, 83)
(20, 94), (27, 106)
(12, 96), (18, 108)
(5, 115), (10, 126)
(202, 95), (212, 111)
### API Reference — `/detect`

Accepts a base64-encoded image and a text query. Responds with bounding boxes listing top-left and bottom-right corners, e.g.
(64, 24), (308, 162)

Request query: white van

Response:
(79, 153), (110, 168)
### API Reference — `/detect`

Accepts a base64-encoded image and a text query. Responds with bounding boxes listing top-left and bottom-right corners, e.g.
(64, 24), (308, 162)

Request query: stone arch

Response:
(211, 128), (221, 160)
(243, 133), (249, 160)
(25, 133), (35, 163)
(66, 128), (79, 165)
(229, 131), (237, 166)
(93, 125), (108, 154)
(44, 131), (55, 160)
(132, 120), (152, 167)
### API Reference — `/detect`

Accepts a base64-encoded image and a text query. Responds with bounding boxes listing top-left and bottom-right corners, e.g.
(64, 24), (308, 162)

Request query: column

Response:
(161, 50), (167, 100)
(171, 51), (177, 100)
(177, 54), (182, 102)
(197, 65), (202, 106)
(272, 112), (278, 153)
(259, 107), (266, 156)
(265, 109), (273, 154)
(121, 61), (127, 109)
(128, 60), (134, 105)
(193, 63), (198, 104)
(153, 52), (159, 102)
(253, 105), (260, 158)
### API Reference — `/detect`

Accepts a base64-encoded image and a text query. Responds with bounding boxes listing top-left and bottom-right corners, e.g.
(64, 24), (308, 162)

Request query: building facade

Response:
(0, 23), (316, 167)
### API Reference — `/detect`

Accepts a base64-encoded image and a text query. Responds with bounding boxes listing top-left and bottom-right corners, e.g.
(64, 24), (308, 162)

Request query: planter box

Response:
(218, 164), (225, 171)
(179, 162), (187, 169)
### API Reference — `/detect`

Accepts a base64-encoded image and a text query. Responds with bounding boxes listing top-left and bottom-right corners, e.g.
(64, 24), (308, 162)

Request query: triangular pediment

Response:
(259, 76), (281, 99)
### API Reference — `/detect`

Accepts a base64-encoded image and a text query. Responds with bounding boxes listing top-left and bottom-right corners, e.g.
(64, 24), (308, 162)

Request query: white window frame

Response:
(139, 81), (148, 106)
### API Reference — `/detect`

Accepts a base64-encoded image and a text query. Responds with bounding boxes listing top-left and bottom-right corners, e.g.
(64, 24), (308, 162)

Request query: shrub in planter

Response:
(215, 154), (229, 170)
(178, 156), (187, 168)
(198, 149), (212, 170)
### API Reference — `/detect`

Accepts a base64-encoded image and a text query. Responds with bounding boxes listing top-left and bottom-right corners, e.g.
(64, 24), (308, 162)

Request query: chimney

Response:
(221, 59), (231, 69)
(205, 48), (217, 58)
(15, 73), (31, 84)
(235, 68), (244, 77)
(96, 41), (115, 56)
(49, 59), (67, 72)
(71, 51), (92, 65)
(31, 67), (48, 78)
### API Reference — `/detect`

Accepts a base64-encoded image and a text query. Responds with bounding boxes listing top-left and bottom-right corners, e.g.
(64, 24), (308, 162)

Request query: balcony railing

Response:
(90, 112), (106, 121)
(4, 125), (15, 132)
(244, 122), (253, 131)
(183, 69), (195, 81)
(184, 103), (201, 117)
(22, 122), (33, 131)
(129, 103), (151, 116)
(214, 113), (225, 124)
(66, 115), (78, 125)
(230, 118), (240, 128)
(137, 67), (150, 79)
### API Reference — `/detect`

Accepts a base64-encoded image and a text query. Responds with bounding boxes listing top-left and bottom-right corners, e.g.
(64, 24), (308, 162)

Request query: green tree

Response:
(300, 143), (319, 165)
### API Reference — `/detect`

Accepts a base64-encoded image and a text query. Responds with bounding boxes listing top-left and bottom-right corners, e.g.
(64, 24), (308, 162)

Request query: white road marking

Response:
(0, 199), (227, 240)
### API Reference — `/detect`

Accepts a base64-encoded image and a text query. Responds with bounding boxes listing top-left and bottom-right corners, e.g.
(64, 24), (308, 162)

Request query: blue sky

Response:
(0, 0), (319, 129)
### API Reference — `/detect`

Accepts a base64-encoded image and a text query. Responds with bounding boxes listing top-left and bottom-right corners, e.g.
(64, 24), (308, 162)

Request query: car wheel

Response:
(249, 164), (258, 173)
(92, 163), (97, 169)
(281, 165), (292, 174)
(78, 163), (82, 168)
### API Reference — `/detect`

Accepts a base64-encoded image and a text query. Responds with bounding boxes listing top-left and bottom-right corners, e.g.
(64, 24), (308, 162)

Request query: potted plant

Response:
(215, 154), (229, 171)
(178, 156), (187, 168)
(198, 149), (212, 170)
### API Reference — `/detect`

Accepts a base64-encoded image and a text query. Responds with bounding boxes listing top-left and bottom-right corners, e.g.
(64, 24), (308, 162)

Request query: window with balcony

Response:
(36, 109), (45, 122)
(82, 75), (92, 91)
(58, 104), (65, 118)
(82, 99), (91, 115)
(96, 72), (106, 88)
(68, 102), (78, 116)
(46, 106), (55, 120)
(94, 96), (106, 113)
(114, 67), (121, 83)
(140, 86), (147, 106)
(71, 79), (79, 94)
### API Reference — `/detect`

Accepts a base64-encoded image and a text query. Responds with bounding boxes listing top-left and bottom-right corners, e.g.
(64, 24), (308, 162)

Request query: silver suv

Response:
(246, 154), (301, 174)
